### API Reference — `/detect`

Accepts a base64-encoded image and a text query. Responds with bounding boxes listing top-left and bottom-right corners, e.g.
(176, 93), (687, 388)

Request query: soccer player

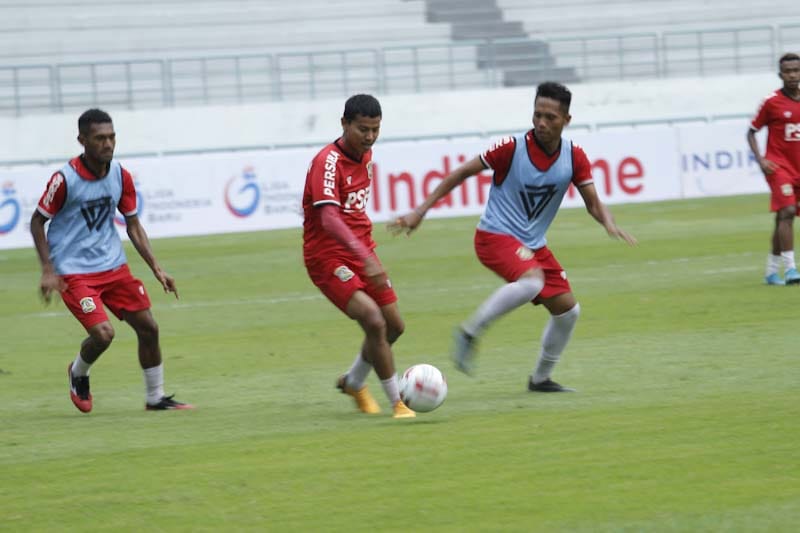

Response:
(30, 109), (193, 413)
(747, 52), (800, 286)
(302, 94), (415, 418)
(390, 82), (636, 392)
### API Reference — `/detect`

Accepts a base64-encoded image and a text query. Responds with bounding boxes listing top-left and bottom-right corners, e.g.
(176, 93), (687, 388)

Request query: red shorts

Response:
(60, 264), (151, 329)
(474, 229), (571, 304)
(305, 254), (398, 313)
(766, 170), (800, 213)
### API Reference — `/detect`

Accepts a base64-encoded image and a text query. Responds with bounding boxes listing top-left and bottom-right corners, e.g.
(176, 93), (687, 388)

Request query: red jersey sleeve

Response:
(571, 143), (593, 186)
(118, 167), (138, 216)
(37, 171), (67, 218)
(319, 204), (371, 260)
(750, 94), (771, 130)
(307, 148), (342, 207)
(481, 136), (516, 185)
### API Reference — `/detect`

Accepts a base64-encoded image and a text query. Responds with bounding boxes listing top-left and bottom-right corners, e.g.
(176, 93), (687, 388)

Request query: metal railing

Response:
(0, 24), (792, 117)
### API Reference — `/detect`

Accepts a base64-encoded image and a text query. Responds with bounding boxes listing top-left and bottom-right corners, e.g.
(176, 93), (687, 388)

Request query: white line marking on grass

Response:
(169, 294), (322, 309)
(166, 283), (501, 311)
(21, 311), (69, 318)
(603, 251), (755, 270)
(20, 253), (761, 317)
(701, 266), (757, 274)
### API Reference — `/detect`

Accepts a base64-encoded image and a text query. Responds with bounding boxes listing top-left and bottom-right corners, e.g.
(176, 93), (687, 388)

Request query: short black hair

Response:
(535, 82), (572, 113)
(78, 108), (113, 135)
(779, 52), (800, 67)
(343, 94), (382, 122)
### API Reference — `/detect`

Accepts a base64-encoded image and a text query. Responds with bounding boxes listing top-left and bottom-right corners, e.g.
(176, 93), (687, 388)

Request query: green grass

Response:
(1, 194), (798, 532)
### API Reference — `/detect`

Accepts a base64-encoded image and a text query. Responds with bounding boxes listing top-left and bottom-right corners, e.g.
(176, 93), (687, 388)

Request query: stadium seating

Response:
(4, 0), (800, 67)
(1, 0), (799, 118)
(0, 0), (499, 113)
(0, 0), (450, 65)
(495, 0), (800, 37)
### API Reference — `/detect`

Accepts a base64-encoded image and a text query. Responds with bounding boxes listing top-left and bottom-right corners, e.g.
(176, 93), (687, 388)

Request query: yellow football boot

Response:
(392, 400), (416, 419)
(337, 375), (381, 414)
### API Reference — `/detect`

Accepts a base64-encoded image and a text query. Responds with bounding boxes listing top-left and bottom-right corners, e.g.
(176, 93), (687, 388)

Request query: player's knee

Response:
(557, 302), (581, 326)
(91, 323), (115, 347)
(569, 302), (581, 319)
(360, 308), (387, 337)
(387, 319), (405, 344)
(777, 207), (795, 222)
(136, 319), (159, 343)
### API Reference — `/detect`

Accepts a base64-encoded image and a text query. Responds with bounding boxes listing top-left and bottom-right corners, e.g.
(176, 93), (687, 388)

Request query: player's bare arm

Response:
(389, 156), (486, 235)
(30, 210), (68, 302)
(746, 128), (778, 175)
(125, 214), (178, 298)
(577, 182), (637, 245)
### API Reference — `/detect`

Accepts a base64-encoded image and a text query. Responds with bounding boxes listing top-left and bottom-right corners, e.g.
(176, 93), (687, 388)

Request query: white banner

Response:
(0, 124), (732, 251)
(678, 119), (768, 198)
(121, 148), (314, 238)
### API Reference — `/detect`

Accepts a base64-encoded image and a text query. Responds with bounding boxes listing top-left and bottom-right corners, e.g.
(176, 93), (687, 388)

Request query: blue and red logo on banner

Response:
(0, 182), (21, 235)
(225, 167), (260, 218)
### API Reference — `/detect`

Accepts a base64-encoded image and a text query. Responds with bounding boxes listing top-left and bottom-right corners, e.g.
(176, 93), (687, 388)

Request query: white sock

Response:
(143, 364), (165, 405)
(532, 304), (580, 384)
(380, 374), (401, 405)
(463, 276), (544, 337)
(766, 254), (782, 276)
(345, 353), (372, 391)
(71, 353), (92, 377)
(781, 250), (796, 271)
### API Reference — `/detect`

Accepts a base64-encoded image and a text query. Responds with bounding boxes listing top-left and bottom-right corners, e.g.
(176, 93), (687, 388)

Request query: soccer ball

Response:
(399, 364), (447, 412)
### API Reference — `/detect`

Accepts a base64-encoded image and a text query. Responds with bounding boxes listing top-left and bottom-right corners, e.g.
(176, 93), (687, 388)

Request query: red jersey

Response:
(480, 130), (593, 186)
(751, 89), (800, 177)
(302, 139), (375, 261)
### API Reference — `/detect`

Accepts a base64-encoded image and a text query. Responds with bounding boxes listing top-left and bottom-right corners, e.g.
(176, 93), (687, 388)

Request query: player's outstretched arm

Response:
(388, 156), (485, 236)
(577, 183), (637, 245)
(125, 215), (178, 298)
(30, 211), (67, 303)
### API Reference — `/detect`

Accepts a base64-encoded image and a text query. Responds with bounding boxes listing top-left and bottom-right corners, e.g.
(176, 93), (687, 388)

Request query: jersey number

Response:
(519, 184), (557, 221)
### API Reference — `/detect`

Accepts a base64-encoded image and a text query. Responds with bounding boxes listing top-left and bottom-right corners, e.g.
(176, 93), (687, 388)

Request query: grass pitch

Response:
(1, 194), (798, 532)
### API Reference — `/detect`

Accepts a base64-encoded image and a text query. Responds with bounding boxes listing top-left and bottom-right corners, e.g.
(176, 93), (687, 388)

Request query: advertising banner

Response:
(0, 124), (716, 250)
(678, 119), (768, 198)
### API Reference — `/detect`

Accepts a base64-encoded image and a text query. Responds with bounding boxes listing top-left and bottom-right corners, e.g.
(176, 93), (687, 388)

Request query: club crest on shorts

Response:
(79, 297), (96, 313)
(515, 246), (534, 260)
(782, 183), (793, 196)
(139, 285), (145, 295)
(560, 270), (568, 280)
(334, 265), (355, 282)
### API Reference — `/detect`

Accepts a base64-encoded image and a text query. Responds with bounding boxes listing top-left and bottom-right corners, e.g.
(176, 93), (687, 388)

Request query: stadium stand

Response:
(456, 0), (800, 84)
(0, 0), (497, 114)
(492, 0), (800, 80)
(422, 0), (577, 86)
(1, 0), (799, 117)
(495, 0), (800, 37)
(0, 0), (451, 64)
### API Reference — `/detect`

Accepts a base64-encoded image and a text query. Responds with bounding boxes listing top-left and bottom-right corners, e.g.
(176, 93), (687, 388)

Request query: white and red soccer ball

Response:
(399, 363), (447, 412)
